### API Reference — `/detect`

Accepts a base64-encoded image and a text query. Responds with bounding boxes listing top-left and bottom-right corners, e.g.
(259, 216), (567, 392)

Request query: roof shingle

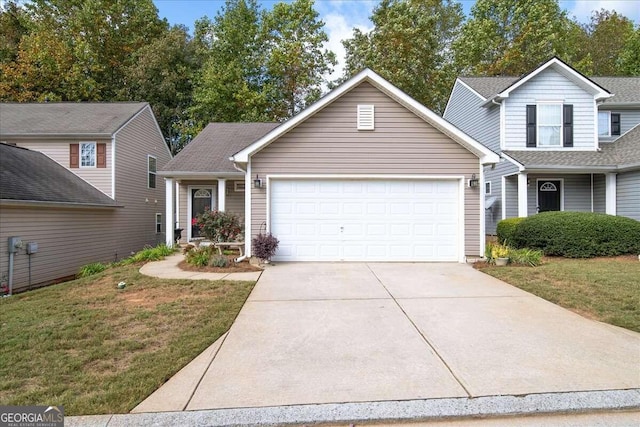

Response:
(0, 143), (120, 206)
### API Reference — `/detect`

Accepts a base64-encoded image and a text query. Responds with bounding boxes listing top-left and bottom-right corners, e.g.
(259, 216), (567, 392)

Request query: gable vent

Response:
(357, 104), (375, 130)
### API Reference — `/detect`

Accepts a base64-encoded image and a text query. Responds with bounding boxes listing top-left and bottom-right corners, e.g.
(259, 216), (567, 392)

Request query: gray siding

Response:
(0, 205), (119, 293)
(504, 175), (519, 219)
(599, 109), (640, 144)
(226, 180), (245, 221)
(484, 160), (519, 234)
(617, 171), (640, 221)
(593, 174), (606, 213)
(444, 80), (501, 151)
(251, 82), (483, 256)
(113, 106), (172, 255)
(503, 68), (596, 150)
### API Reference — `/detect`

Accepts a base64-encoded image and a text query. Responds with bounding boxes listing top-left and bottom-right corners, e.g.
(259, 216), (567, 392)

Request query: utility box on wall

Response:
(8, 236), (22, 253)
(26, 242), (38, 254)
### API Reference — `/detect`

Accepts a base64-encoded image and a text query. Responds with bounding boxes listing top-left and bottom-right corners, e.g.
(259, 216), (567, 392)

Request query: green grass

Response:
(0, 264), (255, 415)
(477, 256), (640, 332)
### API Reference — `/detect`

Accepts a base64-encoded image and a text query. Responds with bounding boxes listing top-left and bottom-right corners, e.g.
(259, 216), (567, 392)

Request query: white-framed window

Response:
(80, 142), (96, 167)
(537, 103), (562, 147)
(598, 111), (611, 136)
(156, 213), (162, 233)
(148, 155), (157, 189)
(234, 181), (245, 192)
(485, 181), (491, 195)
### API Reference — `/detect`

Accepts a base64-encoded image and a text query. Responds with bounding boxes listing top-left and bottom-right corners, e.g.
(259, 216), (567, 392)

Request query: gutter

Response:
(0, 199), (123, 209)
(0, 133), (113, 139)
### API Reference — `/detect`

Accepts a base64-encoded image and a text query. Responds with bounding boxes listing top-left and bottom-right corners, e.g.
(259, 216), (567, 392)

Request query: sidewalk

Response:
(139, 253), (262, 281)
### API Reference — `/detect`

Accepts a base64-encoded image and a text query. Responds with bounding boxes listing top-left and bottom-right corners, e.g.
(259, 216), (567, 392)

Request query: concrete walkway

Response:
(68, 262), (640, 426)
(139, 253), (262, 281)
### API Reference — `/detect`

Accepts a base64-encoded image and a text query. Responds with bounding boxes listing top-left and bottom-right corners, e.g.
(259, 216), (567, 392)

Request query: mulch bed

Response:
(178, 256), (263, 273)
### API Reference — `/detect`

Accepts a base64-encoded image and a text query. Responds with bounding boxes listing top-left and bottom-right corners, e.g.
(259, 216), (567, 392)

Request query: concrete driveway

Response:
(136, 262), (640, 413)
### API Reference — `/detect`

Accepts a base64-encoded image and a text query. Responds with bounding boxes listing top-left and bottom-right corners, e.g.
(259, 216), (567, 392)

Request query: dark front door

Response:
(191, 188), (213, 238)
(538, 180), (561, 212)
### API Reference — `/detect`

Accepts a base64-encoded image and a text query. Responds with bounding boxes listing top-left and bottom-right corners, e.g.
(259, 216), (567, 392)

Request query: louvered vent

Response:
(357, 104), (375, 130)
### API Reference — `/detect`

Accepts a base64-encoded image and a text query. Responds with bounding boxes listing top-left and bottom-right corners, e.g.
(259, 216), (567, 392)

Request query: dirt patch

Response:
(178, 258), (263, 273)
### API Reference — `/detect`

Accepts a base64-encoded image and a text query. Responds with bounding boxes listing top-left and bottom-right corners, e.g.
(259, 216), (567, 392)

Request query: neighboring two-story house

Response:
(0, 103), (172, 292)
(444, 57), (640, 234)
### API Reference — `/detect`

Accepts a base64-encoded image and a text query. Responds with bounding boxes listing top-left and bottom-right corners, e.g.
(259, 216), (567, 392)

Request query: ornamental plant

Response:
(194, 209), (243, 242)
(252, 233), (280, 261)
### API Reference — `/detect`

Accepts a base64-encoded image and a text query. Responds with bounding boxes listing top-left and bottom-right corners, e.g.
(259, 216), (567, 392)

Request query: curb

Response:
(66, 388), (640, 426)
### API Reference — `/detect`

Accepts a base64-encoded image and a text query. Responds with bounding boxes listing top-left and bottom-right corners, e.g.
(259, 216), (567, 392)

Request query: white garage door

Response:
(270, 179), (461, 262)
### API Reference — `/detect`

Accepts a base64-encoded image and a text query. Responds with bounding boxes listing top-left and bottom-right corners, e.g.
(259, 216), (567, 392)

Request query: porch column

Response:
(165, 177), (174, 246)
(606, 173), (617, 215)
(217, 178), (226, 212)
(518, 172), (528, 217)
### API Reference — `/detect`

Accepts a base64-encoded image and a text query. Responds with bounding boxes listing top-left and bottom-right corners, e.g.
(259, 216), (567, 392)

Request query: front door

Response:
(538, 180), (561, 212)
(191, 188), (214, 238)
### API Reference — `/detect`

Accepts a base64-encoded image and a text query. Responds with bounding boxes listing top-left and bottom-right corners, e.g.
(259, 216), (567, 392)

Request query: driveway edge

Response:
(67, 388), (640, 426)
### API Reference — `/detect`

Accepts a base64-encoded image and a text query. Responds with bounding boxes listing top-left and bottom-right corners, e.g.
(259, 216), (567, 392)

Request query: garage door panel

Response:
(270, 179), (460, 262)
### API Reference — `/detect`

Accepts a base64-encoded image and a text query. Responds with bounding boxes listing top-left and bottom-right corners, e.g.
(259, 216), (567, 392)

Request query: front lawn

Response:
(476, 256), (640, 333)
(0, 264), (255, 415)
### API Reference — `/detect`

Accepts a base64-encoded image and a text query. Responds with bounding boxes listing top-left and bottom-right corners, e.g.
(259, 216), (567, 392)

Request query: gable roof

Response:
(0, 102), (148, 138)
(457, 77), (519, 99)
(232, 69), (499, 165)
(503, 124), (640, 171)
(160, 122), (279, 176)
(591, 77), (640, 105)
(0, 144), (121, 207)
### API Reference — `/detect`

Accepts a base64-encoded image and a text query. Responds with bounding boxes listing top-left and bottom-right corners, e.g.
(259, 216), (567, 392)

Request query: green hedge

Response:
(496, 217), (525, 244)
(511, 211), (640, 258)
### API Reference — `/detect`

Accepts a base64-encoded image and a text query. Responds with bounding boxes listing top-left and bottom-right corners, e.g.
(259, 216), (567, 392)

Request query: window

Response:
(148, 155), (157, 189)
(155, 213), (162, 233)
(234, 181), (245, 192)
(80, 142), (96, 167)
(485, 181), (491, 195)
(598, 111), (611, 136)
(537, 103), (562, 147)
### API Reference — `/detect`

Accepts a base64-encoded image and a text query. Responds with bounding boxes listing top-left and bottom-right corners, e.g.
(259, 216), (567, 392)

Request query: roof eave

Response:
(157, 171), (244, 179)
(0, 199), (122, 209)
(0, 133), (113, 139)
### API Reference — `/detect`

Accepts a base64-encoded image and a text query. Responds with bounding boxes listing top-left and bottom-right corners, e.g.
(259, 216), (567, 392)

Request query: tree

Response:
(453, 0), (574, 76)
(342, 0), (463, 113)
(618, 27), (640, 75)
(261, 0), (336, 118)
(190, 0), (335, 127)
(583, 9), (635, 76)
(120, 25), (200, 153)
(0, 1), (31, 64)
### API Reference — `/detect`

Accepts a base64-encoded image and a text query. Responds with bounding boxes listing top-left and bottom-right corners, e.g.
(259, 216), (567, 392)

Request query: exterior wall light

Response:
(253, 174), (263, 188)
(469, 173), (480, 188)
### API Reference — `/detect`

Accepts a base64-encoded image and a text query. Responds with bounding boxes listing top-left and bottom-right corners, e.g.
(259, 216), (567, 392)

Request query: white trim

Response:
(175, 180), (180, 228)
(479, 164), (486, 258)
(155, 212), (163, 234)
(266, 174), (467, 263)
(590, 173), (594, 212)
(485, 181), (492, 195)
(518, 173), (528, 217)
(501, 175), (507, 220)
(186, 185), (215, 242)
(217, 179), (226, 212)
(535, 178), (565, 213)
(245, 162), (252, 257)
(536, 101), (563, 148)
(501, 152), (525, 171)
(79, 142), (97, 168)
(443, 79), (487, 119)
(113, 104), (173, 159)
(597, 110), (611, 138)
(234, 181), (246, 192)
(495, 58), (612, 101)
(499, 100), (506, 150)
(111, 136), (116, 198)
(605, 173), (617, 215)
(165, 178), (174, 246)
(232, 69), (499, 165)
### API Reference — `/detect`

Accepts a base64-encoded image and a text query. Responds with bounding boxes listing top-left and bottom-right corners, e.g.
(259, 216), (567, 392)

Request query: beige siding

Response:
(15, 138), (113, 196)
(226, 180), (246, 221)
(0, 205), (119, 293)
(113, 107), (172, 255)
(251, 82), (482, 256)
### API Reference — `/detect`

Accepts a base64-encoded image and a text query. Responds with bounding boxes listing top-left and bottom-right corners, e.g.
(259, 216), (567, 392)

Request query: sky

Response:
(152, 0), (640, 81)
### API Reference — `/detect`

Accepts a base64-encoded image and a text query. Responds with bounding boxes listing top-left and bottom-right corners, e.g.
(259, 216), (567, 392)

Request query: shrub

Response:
(120, 244), (175, 265)
(496, 217), (525, 245)
(252, 233), (280, 261)
(194, 209), (242, 242)
(512, 211), (640, 258)
(78, 262), (107, 278)
(185, 246), (212, 267)
(507, 247), (543, 266)
(210, 255), (230, 268)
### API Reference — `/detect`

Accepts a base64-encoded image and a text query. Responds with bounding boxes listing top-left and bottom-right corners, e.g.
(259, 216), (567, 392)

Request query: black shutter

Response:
(611, 113), (621, 136)
(563, 104), (573, 147)
(526, 105), (536, 147)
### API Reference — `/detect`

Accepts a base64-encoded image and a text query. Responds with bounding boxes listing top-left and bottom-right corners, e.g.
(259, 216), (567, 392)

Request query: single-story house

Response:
(161, 69), (499, 262)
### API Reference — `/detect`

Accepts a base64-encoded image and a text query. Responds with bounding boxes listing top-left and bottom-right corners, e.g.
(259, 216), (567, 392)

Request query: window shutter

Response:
(526, 105), (536, 147)
(70, 144), (79, 168)
(611, 113), (621, 136)
(97, 143), (106, 168)
(563, 104), (573, 147)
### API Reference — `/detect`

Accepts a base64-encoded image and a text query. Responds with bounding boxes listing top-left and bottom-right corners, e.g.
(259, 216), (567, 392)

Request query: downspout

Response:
(232, 161), (248, 263)
(590, 173), (594, 212)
